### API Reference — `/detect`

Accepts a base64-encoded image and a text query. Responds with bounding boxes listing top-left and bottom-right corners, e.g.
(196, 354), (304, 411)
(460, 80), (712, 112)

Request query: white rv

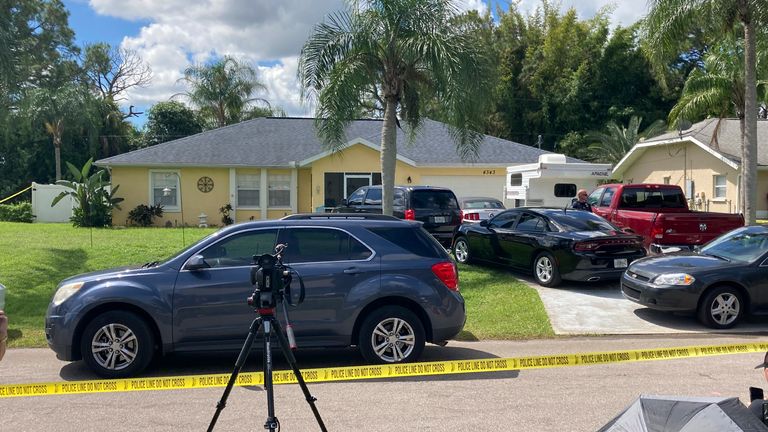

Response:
(506, 154), (612, 207)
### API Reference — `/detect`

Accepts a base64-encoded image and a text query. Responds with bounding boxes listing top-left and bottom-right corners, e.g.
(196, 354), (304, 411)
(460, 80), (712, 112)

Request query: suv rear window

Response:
(367, 227), (446, 258)
(411, 190), (459, 210)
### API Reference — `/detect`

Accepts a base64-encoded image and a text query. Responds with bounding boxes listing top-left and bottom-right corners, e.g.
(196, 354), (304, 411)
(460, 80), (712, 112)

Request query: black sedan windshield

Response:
(546, 210), (618, 232)
(700, 227), (768, 263)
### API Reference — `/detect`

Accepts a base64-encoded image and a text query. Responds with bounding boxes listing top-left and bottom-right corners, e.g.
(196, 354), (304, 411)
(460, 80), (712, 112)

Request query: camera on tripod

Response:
(208, 243), (326, 432)
(247, 244), (290, 310)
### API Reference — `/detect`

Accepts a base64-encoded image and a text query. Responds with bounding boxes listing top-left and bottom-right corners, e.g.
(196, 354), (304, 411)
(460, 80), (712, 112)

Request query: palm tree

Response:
(667, 36), (768, 212)
(644, 0), (768, 225)
(587, 116), (666, 165)
(299, 0), (494, 216)
(23, 82), (90, 181)
(176, 56), (269, 128)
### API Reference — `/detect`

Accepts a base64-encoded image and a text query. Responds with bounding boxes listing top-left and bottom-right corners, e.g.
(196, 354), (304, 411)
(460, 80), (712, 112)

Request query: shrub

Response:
(128, 204), (164, 227)
(0, 201), (34, 223)
(219, 203), (234, 225)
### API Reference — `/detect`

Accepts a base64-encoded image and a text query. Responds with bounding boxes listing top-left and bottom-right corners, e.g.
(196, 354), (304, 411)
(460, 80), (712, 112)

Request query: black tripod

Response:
(207, 306), (327, 432)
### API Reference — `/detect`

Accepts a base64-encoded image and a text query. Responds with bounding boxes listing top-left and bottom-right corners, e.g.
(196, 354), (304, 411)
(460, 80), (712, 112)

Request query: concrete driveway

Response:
(515, 275), (768, 335)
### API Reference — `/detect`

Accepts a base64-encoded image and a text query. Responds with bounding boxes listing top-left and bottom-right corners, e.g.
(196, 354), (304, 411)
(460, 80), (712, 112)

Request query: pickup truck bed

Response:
(589, 184), (744, 253)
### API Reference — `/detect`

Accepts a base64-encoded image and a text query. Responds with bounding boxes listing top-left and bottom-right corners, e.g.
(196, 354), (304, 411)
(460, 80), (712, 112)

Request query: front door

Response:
(345, 174), (372, 198)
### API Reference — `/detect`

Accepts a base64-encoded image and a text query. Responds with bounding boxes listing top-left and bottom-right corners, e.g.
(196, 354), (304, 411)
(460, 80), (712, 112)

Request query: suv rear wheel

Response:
(80, 311), (155, 378)
(358, 306), (425, 364)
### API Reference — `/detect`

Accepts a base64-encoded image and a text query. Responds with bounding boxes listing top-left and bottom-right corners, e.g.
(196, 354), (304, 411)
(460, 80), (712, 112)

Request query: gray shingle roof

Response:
(643, 118), (768, 166)
(95, 117), (577, 167)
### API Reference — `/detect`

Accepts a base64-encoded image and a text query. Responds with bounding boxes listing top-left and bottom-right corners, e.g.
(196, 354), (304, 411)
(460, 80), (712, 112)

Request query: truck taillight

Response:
(651, 224), (664, 239)
(432, 262), (459, 291)
(405, 209), (415, 220)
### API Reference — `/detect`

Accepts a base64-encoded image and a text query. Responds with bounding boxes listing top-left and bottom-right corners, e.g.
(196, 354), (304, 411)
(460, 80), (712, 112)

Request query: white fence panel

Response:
(32, 183), (73, 223)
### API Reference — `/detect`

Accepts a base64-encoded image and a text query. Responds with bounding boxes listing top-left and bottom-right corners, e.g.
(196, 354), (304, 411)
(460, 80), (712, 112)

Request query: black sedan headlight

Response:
(652, 273), (696, 286)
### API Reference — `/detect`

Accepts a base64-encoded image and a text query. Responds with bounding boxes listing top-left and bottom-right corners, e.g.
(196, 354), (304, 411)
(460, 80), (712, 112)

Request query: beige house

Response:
(95, 117), (565, 226)
(612, 118), (768, 218)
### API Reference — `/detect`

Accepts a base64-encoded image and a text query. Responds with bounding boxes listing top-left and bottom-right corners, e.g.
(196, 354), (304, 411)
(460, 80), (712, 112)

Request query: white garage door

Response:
(420, 175), (505, 201)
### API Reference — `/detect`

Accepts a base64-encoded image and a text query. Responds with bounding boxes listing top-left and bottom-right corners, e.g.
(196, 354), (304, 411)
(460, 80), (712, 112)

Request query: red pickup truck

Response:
(587, 184), (744, 253)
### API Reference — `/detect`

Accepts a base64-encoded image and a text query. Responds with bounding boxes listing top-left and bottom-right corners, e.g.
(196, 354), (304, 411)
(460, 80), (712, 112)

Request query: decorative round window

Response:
(197, 176), (214, 193)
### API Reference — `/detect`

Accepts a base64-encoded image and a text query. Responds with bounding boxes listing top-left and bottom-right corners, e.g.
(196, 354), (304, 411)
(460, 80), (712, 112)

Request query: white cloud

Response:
(514, 0), (647, 27)
(91, 0), (637, 120)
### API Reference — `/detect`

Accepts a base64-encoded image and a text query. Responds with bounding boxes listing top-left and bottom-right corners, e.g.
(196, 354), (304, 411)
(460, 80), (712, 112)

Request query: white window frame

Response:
(268, 173), (291, 209)
(149, 170), (181, 212)
(236, 173), (261, 209)
(713, 174), (727, 199)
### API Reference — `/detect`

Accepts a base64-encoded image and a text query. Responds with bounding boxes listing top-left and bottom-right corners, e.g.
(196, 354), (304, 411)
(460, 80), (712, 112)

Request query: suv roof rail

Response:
(281, 213), (400, 221)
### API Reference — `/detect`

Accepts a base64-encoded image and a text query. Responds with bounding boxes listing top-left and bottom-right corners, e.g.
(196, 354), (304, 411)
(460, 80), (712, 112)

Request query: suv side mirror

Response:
(480, 219), (489, 227)
(184, 255), (210, 271)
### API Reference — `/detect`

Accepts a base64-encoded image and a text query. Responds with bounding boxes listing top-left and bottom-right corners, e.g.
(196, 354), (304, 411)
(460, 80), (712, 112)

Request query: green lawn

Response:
(0, 222), (553, 348)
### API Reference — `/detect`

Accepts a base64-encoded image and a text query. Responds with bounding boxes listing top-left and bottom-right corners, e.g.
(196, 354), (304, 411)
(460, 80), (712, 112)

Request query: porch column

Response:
(229, 168), (236, 222)
(291, 167), (298, 215)
(260, 169), (268, 220)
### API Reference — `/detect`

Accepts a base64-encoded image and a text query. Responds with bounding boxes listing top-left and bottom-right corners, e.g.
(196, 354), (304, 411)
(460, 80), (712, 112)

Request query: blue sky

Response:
(60, 0), (648, 128)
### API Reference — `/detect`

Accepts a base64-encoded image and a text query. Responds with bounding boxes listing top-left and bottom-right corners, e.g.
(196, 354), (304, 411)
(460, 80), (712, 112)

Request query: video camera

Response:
(247, 244), (304, 310)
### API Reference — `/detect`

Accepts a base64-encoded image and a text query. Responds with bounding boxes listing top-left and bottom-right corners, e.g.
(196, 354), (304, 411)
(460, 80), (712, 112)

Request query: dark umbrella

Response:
(599, 395), (768, 432)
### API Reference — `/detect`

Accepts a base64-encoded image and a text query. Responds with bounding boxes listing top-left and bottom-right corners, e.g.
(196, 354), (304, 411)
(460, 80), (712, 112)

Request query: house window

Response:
(713, 175), (727, 199)
(237, 174), (260, 207)
(510, 173), (522, 187)
(268, 174), (291, 207)
(663, 176), (671, 185)
(151, 172), (179, 211)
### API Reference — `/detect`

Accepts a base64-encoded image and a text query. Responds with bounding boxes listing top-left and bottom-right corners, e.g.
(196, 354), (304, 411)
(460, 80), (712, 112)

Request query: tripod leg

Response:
(271, 318), (328, 432)
(207, 317), (262, 432)
(263, 318), (278, 432)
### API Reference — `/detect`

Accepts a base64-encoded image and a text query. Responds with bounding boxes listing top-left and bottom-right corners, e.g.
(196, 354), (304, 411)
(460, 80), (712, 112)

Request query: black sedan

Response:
(621, 225), (768, 329)
(452, 208), (646, 287)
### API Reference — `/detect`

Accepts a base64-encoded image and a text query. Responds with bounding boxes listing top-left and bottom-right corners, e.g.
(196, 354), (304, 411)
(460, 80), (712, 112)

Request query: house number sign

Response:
(197, 176), (214, 193)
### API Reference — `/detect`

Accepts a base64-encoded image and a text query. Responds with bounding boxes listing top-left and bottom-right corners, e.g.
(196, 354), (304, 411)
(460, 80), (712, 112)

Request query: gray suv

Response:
(45, 216), (465, 377)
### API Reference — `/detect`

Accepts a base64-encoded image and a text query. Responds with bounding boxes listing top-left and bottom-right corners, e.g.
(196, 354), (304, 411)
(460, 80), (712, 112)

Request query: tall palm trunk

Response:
(741, 7), (758, 225)
(46, 119), (64, 181)
(53, 136), (62, 181)
(380, 98), (398, 216)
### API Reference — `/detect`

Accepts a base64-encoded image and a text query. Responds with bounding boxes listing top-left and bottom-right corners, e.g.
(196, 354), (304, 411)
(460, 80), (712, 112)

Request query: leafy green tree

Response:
(176, 55), (270, 128)
(644, 0), (768, 224)
(0, 0), (79, 195)
(141, 101), (203, 148)
(586, 116), (667, 164)
(299, 0), (494, 215)
(0, 0), (78, 107)
(51, 158), (123, 227)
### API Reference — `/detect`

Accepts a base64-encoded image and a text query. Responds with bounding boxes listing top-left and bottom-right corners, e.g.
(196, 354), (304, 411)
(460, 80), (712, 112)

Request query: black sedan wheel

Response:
(697, 286), (744, 329)
(533, 252), (561, 287)
(359, 306), (425, 364)
(453, 237), (471, 264)
(80, 311), (155, 378)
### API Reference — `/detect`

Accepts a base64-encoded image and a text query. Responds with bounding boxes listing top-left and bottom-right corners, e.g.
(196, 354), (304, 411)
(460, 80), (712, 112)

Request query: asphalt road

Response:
(3, 335), (768, 432)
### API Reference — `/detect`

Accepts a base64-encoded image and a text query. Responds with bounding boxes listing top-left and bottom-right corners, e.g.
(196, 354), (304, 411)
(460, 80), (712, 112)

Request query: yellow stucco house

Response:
(612, 118), (768, 218)
(95, 117), (560, 226)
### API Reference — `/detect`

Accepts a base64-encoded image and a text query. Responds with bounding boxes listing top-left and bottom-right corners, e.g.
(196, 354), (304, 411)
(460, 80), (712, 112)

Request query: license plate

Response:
(614, 258), (628, 268)
(433, 216), (446, 223)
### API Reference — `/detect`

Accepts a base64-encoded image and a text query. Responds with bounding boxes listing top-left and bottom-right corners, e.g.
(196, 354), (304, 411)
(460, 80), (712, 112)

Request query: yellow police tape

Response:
(2, 342), (767, 398)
